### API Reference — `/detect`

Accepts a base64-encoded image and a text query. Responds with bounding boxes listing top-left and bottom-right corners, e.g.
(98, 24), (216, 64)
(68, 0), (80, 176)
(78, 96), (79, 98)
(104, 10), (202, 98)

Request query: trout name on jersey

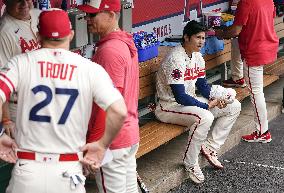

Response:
(38, 61), (77, 81)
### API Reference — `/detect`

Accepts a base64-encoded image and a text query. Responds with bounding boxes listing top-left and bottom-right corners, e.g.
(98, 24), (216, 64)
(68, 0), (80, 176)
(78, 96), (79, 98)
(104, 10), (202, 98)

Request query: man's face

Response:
(85, 11), (112, 36)
(5, 0), (32, 20)
(188, 32), (205, 52)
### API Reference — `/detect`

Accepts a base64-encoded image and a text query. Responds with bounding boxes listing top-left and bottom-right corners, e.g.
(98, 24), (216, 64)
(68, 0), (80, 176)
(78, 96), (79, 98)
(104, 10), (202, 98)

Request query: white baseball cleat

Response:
(184, 164), (205, 184)
(201, 144), (224, 169)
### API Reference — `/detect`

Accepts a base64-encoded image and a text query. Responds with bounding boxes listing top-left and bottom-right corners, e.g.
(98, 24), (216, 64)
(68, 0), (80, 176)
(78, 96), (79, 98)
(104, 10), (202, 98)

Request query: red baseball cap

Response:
(38, 9), (72, 38)
(77, 0), (121, 14)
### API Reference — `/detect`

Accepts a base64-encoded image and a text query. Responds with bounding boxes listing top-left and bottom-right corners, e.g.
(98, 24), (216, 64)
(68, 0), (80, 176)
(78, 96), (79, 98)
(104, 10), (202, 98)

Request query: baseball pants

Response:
(231, 38), (244, 81)
(6, 152), (85, 193)
(94, 143), (139, 193)
(244, 61), (268, 134)
(155, 98), (241, 167)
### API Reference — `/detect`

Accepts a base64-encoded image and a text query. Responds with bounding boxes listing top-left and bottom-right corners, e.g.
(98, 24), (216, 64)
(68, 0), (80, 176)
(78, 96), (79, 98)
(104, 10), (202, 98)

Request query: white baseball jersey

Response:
(156, 45), (206, 103)
(0, 8), (41, 67)
(0, 48), (122, 154)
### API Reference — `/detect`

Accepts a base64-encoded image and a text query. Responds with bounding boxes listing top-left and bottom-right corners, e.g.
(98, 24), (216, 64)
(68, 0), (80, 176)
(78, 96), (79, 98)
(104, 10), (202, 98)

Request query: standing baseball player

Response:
(216, 0), (279, 143)
(77, 0), (140, 192)
(0, 9), (127, 193)
(0, 0), (41, 136)
(155, 20), (241, 183)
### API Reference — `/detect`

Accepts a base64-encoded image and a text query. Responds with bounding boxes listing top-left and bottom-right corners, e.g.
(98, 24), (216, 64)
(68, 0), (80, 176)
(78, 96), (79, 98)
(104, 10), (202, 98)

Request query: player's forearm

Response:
(215, 25), (242, 39)
(2, 102), (11, 121)
(99, 99), (127, 148)
(170, 84), (209, 109)
(0, 98), (3, 120)
(196, 78), (211, 99)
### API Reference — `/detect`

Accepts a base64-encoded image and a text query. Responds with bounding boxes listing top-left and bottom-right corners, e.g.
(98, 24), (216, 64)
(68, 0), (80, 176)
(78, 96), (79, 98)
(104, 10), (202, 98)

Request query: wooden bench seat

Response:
(136, 121), (184, 158)
(264, 56), (284, 76)
(275, 16), (284, 39)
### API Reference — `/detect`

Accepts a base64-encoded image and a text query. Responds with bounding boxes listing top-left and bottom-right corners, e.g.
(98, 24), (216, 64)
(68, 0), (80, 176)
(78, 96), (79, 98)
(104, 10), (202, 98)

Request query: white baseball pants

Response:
(6, 159), (85, 193)
(94, 143), (139, 193)
(231, 38), (244, 80)
(155, 98), (241, 167)
(244, 61), (268, 134)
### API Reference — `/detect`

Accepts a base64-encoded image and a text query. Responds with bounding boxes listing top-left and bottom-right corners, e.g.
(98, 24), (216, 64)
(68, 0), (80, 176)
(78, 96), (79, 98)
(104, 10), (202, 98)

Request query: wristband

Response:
(0, 123), (4, 137)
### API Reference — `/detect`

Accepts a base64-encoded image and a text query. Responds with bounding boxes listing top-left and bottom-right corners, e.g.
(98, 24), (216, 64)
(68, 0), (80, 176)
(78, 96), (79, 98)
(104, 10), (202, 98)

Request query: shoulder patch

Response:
(171, 69), (182, 80)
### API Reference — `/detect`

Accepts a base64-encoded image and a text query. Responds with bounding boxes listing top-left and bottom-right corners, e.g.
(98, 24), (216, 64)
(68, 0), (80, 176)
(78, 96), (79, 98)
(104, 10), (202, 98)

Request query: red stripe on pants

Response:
(159, 104), (201, 162)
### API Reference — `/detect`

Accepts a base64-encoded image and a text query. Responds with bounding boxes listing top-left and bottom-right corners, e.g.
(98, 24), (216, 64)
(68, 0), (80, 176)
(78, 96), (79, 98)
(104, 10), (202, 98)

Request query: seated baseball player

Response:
(155, 20), (241, 183)
(0, 9), (127, 193)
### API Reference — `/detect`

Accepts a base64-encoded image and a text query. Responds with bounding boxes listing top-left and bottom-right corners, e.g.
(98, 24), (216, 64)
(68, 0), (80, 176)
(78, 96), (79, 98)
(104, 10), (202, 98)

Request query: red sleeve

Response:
(86, 88), (123, 143)
(0, 78), (12, 101)
(92, 47), (125, 89)
(87, 103), (106, 143)
(233, 0), (250, 26)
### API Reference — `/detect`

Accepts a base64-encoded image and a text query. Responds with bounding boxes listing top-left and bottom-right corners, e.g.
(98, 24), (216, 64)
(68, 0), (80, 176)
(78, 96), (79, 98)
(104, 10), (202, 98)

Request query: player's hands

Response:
(82, 165), (90, 177)
(3, 120), (16, 138)
(0, 134), (18, 163)
(80, 140), (107, 175)
(208, 99), (219, 109)
(217, 100), (227, 109)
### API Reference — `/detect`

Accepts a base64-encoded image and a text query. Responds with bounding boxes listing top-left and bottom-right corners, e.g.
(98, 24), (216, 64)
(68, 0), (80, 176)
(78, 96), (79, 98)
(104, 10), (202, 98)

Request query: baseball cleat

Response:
(223, 78), (246, 88)
(201, 144), (224, 169)
(185, 164), (205, 184)
(242, 131), (272, 143)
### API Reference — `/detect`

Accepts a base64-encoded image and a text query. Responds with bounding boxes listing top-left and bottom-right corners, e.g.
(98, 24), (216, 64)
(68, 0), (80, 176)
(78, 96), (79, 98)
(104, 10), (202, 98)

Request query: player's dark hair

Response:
(182, 20), (206, 43)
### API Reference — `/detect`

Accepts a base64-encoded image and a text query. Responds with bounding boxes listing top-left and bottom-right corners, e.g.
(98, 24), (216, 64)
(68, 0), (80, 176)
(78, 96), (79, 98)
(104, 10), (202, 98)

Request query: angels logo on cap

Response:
(77, 0), (121, 14)
(38, 8), (72, 38)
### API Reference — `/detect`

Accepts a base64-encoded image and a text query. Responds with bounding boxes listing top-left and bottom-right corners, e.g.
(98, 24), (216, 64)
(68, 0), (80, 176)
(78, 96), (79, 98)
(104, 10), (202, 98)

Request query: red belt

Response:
(17, 151), (79, 161)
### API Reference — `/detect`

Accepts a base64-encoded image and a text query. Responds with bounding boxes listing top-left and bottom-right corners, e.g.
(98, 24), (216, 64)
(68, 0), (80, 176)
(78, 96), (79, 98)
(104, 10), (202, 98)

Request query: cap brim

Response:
(77, 4), (100, 13)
